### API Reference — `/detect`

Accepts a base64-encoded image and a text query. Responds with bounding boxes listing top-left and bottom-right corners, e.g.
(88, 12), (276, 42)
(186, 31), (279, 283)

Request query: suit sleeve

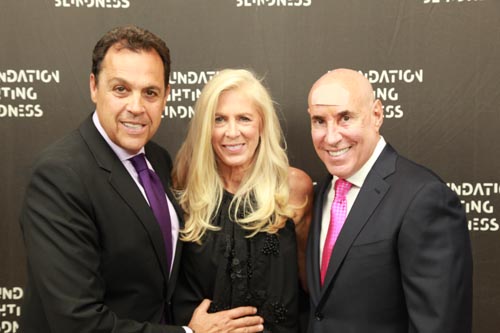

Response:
(20, 157), (184, 333)
(398, 181), (472, 333)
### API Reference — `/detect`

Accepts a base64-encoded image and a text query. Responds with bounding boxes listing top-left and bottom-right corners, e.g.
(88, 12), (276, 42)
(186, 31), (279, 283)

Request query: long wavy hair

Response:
(172, 69), (293, 243)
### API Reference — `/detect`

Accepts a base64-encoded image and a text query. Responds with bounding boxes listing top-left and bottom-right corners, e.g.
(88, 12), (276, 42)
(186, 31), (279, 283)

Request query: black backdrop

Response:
(1, 0), (499, 332)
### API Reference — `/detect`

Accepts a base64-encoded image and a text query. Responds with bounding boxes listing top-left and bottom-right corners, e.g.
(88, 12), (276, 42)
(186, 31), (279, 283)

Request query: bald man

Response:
(305, 68), (472, 332)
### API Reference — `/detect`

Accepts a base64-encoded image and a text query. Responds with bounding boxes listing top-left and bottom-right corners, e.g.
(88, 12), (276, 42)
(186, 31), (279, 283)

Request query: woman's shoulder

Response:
(286, 166), (313, 225)
(287, 166), (314, 204)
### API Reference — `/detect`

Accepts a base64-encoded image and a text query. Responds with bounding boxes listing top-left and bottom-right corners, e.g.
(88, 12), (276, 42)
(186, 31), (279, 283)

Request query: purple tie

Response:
(130, 153), (173, 271)
(320, 178), (352, 286)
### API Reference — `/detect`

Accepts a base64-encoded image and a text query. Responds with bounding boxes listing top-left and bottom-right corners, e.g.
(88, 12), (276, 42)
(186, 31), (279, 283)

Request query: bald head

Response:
(307, 68), (384, 179)
(308, 68), (374, 110)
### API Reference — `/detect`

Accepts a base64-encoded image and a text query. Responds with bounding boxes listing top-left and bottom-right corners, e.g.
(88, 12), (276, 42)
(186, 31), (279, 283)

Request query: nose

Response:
(225, 120), (240, 138)
(325, 122), (342, 145)
(127, 92), (145, 114)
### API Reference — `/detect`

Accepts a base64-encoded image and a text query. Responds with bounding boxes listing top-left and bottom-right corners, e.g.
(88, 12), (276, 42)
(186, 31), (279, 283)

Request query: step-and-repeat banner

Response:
(1, 0), (499, 332)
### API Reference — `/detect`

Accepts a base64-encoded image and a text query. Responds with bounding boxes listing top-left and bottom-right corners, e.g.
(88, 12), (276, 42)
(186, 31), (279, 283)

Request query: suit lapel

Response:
(319, 145), (398, 300)
(78, 116), (170, 283)
(308, 175), (333, 304)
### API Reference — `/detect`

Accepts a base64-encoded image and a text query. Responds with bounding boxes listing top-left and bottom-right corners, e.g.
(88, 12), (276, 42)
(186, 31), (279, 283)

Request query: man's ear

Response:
(372, 99), (384, 129)
(163, 84), (171, 106)
(89, 73), (98, 104)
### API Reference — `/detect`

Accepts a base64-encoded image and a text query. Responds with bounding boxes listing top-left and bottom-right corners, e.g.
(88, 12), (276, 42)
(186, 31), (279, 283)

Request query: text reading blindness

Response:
(236, 0), (311, 7)
(54, 0), (130, 8)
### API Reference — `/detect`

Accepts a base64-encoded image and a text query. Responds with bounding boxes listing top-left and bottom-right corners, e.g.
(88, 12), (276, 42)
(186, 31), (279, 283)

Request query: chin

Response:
(327, 166), (348, 179)
(121, 143), (145, 154)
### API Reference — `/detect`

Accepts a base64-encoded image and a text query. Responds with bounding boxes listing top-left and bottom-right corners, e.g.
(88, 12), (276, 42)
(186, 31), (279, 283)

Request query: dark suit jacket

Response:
(20, 116), (185, 333)
(306, 144), (472, 333)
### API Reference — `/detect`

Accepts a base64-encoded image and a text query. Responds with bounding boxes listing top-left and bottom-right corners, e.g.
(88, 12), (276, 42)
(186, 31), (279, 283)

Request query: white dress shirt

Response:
(319, 136), (387, 264)
(92, 112), (180, 273)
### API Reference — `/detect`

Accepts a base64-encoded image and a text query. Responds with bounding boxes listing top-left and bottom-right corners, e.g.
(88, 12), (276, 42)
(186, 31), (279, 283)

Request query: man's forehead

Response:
(309, 82), (350, 106)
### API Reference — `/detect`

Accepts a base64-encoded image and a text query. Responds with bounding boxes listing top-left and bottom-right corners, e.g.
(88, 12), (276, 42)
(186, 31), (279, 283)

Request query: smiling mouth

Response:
(224, 143), (245, 151)
(122, 122), (144, 130)
(328, 147), (349, 157)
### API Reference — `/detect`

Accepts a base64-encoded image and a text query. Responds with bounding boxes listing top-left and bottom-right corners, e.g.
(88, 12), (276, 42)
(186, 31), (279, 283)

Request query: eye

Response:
(239, 115), (251, 122)
(145, 89), (159, 97)
(338, 111), (352, 123)
(214, 115), (225, 124)
(114, 86), (127, 93)
(311, 116), (325, 127)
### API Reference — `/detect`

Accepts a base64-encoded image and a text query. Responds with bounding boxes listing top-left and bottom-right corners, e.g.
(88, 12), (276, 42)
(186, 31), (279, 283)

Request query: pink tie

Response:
(320, 178), (352, 286)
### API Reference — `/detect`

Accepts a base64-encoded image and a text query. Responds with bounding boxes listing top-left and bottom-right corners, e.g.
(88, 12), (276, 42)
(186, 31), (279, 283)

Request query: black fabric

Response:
(173, 191), (299, 332)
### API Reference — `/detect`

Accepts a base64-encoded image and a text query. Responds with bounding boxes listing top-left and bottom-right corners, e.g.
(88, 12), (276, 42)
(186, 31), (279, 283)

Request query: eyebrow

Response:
(215, 110), (254, 116)
(109, 77), (162, 91)
(310, 103), (342, 106)
(337, 110), (351, 116)
(310, 104), (352, 113)
(108, 77), (129, 85)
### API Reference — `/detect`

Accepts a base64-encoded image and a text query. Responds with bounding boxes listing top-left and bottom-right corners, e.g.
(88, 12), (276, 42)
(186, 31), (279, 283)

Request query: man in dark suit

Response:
(305, 68), (472, 332)
(20, 25), (263, 333)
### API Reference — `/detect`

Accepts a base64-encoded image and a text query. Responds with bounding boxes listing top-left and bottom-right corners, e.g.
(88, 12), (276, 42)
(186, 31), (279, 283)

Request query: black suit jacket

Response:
(306, 144), (472, 333)
(20, 116), (185, 333)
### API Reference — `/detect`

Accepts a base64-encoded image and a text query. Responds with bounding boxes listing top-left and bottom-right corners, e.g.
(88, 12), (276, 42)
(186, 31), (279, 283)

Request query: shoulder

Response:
(145, 140), (170, 158)
(145, 140), (172, 170)
(385, 153), (461, 206)
(394, 154), (447, 186)
(288, 167), (313, 189)
(24, 134), (94, 210)
(287, 167), (313, 208)
(288, 167), (313, 196)
(33, 130), (89, 172)
(383, 144), (444, 183)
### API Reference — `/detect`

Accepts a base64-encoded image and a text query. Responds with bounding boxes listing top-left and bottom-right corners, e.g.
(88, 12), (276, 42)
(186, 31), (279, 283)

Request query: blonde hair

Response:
(172, 69), (293, 243)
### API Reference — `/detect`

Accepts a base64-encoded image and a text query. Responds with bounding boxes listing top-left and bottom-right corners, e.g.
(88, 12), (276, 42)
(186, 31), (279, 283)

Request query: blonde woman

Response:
(172, 69), (312, 332)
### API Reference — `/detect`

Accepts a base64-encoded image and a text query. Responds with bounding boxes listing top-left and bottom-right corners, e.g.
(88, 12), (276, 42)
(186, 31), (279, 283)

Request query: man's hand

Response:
(188, 299), (264, 333)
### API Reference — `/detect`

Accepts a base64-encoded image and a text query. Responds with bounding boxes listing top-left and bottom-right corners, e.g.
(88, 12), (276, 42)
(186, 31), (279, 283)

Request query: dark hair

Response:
(91, 25), (171, 87)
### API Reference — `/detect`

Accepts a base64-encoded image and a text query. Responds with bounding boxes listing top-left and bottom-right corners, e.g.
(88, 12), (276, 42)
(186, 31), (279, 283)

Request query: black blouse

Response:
(172, 190), (299, 332)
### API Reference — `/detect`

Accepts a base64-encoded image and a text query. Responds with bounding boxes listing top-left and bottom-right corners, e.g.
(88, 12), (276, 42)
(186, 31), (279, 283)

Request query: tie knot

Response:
(130, 153), (148, 172)
(334, 178), (352, 198)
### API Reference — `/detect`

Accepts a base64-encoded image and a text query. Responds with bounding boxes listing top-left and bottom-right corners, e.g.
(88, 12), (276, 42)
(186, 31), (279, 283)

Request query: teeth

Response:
(123, 122), (143, 129)
(328, 147), (349, 157)
(225, 144), (244, 151)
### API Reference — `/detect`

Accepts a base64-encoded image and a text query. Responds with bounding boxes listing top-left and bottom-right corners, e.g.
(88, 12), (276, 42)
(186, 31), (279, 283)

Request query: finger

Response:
(229, 314), (264, 328)
(224, 305), (258, 319)
(194, 298), (211, 314)
(230, 323), (265, 333)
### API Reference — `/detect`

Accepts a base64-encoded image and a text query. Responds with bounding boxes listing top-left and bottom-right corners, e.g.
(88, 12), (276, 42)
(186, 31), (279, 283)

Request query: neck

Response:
(218, 165), (247, 194)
